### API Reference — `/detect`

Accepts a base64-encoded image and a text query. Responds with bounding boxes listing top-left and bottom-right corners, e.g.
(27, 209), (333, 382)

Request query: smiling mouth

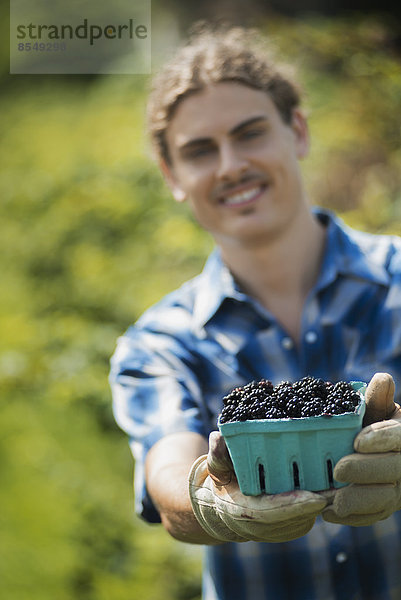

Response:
(220, 184), (267, 207)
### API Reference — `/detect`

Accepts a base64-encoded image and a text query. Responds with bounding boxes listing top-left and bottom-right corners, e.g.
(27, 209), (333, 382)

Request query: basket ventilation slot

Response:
(327, 459), (334, 486)
(258, 464), (266, 494)
(292, 462), (300, 489)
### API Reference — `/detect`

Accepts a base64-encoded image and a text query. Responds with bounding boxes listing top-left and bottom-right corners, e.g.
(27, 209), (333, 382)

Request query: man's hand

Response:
(188, 431), (328, 544)
(323, 372), (401, 526)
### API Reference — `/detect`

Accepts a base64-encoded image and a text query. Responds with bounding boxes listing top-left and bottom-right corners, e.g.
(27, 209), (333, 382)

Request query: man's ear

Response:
(159, 158), (187, 203)
(291, 109), (310, 160)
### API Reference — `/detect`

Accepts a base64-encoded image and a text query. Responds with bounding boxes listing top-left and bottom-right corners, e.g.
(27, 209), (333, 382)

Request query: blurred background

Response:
(1, 1), (400, 599)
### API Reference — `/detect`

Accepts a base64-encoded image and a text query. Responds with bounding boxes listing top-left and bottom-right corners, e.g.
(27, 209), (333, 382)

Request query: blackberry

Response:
(285, 397), (303, 418)
(248, 401), (265, 419)
(265, 405), (285, 419)
(293, 376), (327, 400)
(259, 379), (274, 394)
(218, 377), (362, 423)
(275, 381), (294, 395)
(301, 399), (323, 417)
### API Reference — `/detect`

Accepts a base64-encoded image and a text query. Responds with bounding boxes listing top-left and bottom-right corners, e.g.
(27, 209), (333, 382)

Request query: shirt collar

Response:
(193, 247), (246, 328)
(314, 207), (390, 292)
(193, 207), (390, 329)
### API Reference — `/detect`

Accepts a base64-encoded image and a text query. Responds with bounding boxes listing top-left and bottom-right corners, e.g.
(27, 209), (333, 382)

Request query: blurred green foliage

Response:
(0, 75), (207, 599)
(1, 12), (400, 600)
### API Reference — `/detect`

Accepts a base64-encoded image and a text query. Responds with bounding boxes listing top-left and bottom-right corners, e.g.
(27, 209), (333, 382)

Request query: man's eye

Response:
(240, 128), (265, 140)
(186, 147), (214, 159)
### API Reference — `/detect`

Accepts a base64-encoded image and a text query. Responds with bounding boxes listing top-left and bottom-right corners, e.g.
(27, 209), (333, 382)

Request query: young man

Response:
(110, 26), (401, 599)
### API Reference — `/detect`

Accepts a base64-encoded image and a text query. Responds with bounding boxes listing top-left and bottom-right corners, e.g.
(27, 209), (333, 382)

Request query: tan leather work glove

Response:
(188, 431), (328, 543)
(323, 372), (401, 526)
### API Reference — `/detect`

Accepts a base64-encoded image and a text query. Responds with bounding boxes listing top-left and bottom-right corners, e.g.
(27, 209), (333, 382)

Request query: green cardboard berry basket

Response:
(218, 381), (367, 495)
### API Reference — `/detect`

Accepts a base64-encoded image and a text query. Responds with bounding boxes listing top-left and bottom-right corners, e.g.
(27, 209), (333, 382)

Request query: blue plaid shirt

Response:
(110, 209), (401, 600)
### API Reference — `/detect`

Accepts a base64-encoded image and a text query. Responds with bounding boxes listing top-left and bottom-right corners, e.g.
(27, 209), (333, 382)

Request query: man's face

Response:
(163, 81), (309, 248)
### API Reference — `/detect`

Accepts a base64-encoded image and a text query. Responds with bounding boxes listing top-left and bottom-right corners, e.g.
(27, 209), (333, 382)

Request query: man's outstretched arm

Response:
(145, 431), (220, 544)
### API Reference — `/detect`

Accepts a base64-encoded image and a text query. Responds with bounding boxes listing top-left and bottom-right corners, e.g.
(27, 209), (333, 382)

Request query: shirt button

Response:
(336, 552), (348, 563)
(281, 337), (294, 350)
(305, 331), (317, 344)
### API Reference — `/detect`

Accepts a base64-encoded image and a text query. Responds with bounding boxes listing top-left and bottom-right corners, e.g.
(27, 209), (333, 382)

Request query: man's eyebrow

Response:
(178, 115), (268, 153)
(230, 115), (268, 135)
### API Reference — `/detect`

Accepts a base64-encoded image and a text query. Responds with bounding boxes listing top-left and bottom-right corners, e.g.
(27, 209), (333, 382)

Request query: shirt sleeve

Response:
(109, 321), (208, 523)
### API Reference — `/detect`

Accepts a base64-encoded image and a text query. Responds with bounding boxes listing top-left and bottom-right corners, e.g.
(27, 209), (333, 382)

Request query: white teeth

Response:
(223, 186), (262, 205)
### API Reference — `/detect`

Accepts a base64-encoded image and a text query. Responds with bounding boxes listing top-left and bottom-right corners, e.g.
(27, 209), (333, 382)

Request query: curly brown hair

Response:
(147, 22), (303, 165)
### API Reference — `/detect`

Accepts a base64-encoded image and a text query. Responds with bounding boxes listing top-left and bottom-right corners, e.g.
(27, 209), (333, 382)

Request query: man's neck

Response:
(219, 208), (327, 341)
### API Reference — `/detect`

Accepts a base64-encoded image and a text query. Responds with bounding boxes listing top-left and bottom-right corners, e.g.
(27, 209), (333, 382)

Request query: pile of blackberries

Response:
(218, 376), (361, 424)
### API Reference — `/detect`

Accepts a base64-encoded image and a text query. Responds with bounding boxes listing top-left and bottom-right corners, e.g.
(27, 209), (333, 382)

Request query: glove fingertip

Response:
(363, 372), (396, 426)
(321, 507), (338, 523)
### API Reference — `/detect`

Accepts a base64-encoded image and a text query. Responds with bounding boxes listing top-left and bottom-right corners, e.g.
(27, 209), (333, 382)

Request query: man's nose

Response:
(216, 142), (248, 180)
